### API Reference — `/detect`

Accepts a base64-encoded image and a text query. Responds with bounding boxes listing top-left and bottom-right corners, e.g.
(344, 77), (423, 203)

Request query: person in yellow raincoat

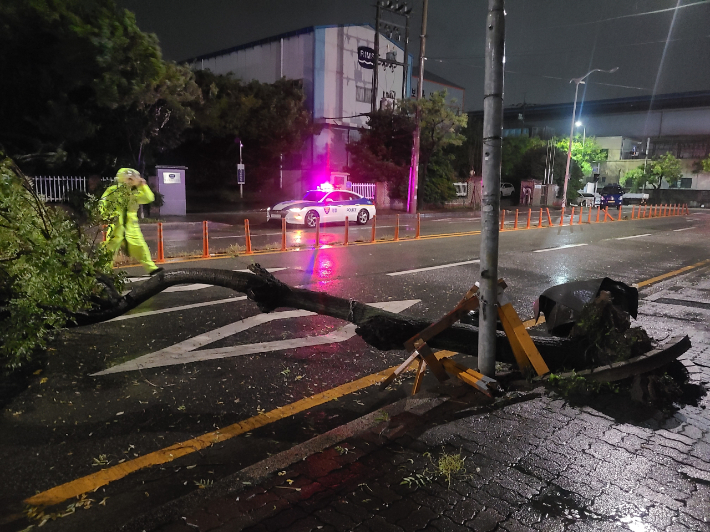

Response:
(101, 168), (163, 275)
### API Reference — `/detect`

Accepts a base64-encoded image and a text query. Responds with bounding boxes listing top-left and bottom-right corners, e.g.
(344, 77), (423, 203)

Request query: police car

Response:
(266, 186), (376, 227)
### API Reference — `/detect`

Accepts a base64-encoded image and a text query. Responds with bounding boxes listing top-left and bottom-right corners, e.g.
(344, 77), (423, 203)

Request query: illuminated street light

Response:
(562, 67), (618, 205)
(575, 121), (586, 146)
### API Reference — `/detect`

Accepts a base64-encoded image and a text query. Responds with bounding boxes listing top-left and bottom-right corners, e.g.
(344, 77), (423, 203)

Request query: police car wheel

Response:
(305, 210), (319, 228)
(356, 209), (369, 225)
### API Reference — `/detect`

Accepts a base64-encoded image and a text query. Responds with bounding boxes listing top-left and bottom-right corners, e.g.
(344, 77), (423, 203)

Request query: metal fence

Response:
(350, 182), (376, 199)
(32, 176), (112, 202)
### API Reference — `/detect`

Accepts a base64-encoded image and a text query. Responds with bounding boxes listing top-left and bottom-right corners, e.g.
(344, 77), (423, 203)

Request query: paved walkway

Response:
(152, 352), (710, 532)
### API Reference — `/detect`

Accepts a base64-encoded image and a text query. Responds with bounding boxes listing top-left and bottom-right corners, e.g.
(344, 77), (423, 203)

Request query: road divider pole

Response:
(559, 206), (565, 226)
(587, 204), (592, 223)
(281, 218), (287, 251)
(546, 208), (553, 227)
(344, 216), (349, 246)
(371, 215), (377, 242)
(500, 210), (505, 230)
(596, 206), (600, 222)
(538, 208), (543, 228)
(157, 222), (165, 263)
(394, 214), (400, 241)
(415, 213), (421, 238)
(526, 208), (531, 229)
(619, 205), (623, 220)
(202, 221), (209, 258)
(315, 219), (320, 248)
(631, 206), (635, 219)
(514, 209), (518, 230)
(570, 206), (575, 225)
(244, 219), (253, 254)
(578, 206), (583, 224)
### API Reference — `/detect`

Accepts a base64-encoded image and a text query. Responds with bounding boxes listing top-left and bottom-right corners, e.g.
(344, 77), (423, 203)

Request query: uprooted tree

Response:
(1, 155), (587, 374)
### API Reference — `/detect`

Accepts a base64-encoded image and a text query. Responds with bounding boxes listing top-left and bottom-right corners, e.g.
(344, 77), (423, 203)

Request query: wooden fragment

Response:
(379, 350), (421, 390)
(440, 358), (494, 397)
(498, 303), (550, 376)
(411, 358), (427, 395)
(548, 336), (690, 383)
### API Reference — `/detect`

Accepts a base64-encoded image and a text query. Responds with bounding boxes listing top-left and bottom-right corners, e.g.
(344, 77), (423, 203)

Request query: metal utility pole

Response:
(407, 0), (428, 214)
(562, 67), (618, 206)
(372, 3), (381, 114)
(478, 0), (505, 377)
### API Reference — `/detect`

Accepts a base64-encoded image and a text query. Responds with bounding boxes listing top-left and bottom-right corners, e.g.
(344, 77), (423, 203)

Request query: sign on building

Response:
(357, 46), (375, 69)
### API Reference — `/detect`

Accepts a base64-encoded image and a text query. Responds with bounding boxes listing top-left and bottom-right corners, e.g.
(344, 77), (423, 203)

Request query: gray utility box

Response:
(155, 166), (187, 216)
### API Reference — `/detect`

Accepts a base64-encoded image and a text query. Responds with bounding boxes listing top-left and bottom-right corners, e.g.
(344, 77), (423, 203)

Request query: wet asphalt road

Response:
(1, 210), (709, 531)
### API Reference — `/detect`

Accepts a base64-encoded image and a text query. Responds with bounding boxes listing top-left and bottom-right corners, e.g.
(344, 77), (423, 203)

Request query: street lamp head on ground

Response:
(562, 67), (618, 205)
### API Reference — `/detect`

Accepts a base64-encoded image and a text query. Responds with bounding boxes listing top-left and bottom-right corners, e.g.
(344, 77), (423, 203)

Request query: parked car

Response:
(266, 189), (376, 227)
(599, 184), (624, 209)
(500, 182), (515, 197)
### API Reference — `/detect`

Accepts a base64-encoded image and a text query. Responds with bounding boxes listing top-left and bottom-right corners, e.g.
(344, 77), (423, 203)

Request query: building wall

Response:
(519, 107), (710, 139)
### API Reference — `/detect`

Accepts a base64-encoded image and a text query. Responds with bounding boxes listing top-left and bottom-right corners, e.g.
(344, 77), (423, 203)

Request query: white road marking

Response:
(614, 233), (652, 240)
(92, 299), (420, 375)
(108, 297), (248, 322)
(532, 243), (588, 253)
(673, 227), (693, 232)
(387, 260), (480, 276)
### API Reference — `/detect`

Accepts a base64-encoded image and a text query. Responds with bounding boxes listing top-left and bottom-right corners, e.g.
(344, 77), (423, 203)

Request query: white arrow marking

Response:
(92, 299), (420, 375)
(109, 296), (248, 322)
(387, 260), (479, 276)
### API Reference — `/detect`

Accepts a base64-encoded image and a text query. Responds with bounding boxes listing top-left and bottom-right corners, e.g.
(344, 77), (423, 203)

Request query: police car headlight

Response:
(289, 207), (303, 212)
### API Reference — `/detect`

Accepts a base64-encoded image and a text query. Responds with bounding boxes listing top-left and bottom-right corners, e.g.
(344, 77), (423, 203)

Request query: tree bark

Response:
(75, 265), (579, 370)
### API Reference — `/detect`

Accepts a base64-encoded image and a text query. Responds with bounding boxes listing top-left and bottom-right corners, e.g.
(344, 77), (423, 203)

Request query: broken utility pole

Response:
(407, 0), (428, 214)
(478, 0), (505, 377)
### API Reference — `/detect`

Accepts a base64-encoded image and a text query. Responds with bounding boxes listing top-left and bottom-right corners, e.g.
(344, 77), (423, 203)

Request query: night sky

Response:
(117, 0), (710, 112)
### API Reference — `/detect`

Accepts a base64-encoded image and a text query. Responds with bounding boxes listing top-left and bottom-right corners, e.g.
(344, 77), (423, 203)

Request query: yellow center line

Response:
(634, 258), (710, 288)
(25, 353), (456, 508)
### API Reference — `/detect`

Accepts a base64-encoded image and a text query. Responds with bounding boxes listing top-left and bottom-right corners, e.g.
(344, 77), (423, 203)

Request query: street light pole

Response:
(561, 67), (618, 206)
(575, 121), (586, 147)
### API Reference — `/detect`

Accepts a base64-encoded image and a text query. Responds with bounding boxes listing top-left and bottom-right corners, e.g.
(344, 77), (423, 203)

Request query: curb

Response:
(119, 393), (448, 532)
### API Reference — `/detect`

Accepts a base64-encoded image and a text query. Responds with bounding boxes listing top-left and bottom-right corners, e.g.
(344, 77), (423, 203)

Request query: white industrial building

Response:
(187, 25), (413, 195)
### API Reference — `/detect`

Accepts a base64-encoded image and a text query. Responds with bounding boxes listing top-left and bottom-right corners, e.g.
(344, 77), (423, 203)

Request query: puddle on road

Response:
(529, 485), (650, 530)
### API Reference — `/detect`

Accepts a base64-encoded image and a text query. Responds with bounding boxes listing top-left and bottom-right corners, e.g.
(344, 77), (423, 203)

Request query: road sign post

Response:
(237, 163), (245, 199)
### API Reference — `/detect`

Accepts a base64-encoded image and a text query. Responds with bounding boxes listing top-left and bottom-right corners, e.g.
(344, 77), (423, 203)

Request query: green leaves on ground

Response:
(0, 157), (122, 369)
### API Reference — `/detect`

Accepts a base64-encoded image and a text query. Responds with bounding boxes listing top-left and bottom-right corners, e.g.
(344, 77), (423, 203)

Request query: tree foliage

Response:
(622, 153), (683, 190)
(175, 72), (317, 188)
(0, 0), (200, 174)
(346, 106), (414, 197)
(555, 134), (607, 176)
(347, 92), (466, 201)
(0, 157), (122, 369)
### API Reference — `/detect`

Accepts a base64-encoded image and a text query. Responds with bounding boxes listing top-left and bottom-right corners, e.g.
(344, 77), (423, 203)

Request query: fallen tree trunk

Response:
(74, 265), (584, 370)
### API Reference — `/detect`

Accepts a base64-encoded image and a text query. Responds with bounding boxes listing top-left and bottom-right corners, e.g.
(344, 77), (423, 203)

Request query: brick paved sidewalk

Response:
(157, 364), (710, 532)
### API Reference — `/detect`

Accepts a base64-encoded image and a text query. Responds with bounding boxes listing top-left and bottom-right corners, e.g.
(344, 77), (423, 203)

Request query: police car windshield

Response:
(303, 191), (328, 202)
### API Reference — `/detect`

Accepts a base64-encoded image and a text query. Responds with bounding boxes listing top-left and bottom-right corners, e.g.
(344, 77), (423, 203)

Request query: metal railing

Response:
(32, 176), (112, 202)
(350, 182), (376, 199)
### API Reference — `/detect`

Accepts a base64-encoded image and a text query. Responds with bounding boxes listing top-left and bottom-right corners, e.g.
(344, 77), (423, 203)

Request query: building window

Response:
(680, 177), (693, 189)
(356, 86), (373, 103)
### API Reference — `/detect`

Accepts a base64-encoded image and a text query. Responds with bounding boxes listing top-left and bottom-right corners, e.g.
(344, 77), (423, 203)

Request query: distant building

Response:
(186, 25), (412, 195)
(470, 91), (710, 190)
(410, 66), (465, 113)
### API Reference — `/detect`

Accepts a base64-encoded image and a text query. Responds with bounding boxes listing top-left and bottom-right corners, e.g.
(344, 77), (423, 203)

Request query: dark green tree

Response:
(0, 0), (199, 174)
(346, 106), (415, 198)
(174, 72), (317, 190)
(0, 157), (122, 369)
